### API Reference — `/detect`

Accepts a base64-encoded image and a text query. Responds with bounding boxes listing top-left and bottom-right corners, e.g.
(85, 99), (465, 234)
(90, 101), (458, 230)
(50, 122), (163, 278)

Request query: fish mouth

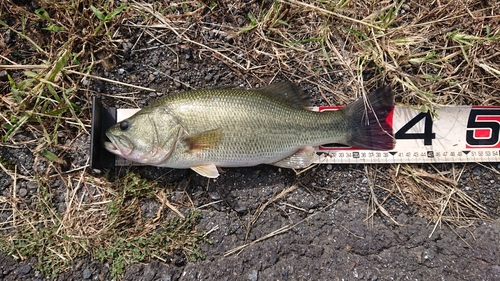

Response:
(104, 134), (133, 157)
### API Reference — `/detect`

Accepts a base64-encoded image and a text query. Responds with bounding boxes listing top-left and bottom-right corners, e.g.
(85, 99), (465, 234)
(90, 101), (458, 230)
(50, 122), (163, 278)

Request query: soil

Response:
(1, 1), (500, 280)
(2, 161), (500, 280)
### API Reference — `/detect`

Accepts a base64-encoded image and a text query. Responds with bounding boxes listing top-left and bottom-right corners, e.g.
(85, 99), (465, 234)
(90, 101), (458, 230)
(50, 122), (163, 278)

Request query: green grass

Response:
(0, 1), (208, 278)
(0, 0), (115, 149)
(0, 171), (207, 279)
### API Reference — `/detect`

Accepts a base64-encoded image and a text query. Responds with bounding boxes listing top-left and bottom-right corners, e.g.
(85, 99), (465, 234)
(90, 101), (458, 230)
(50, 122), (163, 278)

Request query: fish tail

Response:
(343, 85), (395, 150)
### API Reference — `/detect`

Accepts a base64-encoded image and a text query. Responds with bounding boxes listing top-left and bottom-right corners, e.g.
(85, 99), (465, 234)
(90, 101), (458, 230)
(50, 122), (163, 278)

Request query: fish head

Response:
(104, 108), (182, 165)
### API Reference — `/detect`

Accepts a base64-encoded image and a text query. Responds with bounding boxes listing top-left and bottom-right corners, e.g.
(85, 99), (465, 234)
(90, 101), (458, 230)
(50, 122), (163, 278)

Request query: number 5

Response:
(466, 109), (500, 147)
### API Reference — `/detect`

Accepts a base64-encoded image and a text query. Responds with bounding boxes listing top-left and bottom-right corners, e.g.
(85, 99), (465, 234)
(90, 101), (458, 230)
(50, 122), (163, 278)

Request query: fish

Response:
(104, 82), (394, 178)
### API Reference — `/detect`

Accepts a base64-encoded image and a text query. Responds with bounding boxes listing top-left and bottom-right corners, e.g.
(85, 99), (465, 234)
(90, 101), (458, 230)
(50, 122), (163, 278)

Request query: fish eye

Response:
(119, 120), (130, 131)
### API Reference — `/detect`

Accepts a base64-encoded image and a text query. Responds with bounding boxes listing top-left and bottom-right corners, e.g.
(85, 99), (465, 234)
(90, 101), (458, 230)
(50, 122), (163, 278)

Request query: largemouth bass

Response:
(105, 82), (394, 178)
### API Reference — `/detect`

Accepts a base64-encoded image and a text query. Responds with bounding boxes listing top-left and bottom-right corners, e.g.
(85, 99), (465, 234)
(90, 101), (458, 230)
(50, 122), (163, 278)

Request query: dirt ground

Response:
(1, 0), (500, 280)
(2, 160), (500, 280)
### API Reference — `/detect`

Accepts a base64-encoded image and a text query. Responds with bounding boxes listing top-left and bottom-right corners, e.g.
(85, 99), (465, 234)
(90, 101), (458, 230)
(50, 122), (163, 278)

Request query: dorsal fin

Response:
(256, 82), (310, 109)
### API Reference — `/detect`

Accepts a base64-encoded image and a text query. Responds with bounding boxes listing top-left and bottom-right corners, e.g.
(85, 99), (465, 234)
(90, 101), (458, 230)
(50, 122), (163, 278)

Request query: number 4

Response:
(395, 111), (435, 145)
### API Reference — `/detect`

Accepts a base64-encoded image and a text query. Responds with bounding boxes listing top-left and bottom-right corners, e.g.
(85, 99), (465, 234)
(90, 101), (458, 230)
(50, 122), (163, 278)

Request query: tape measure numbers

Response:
(316, 106), (500, 164)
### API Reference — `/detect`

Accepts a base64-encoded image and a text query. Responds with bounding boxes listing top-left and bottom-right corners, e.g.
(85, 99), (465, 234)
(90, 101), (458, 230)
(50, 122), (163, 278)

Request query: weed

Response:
(237, 0), (290, 35)
(238, 11), (259, 34)
(0, 171), (206, 278)
(0, 0), (127, 154)
(91, 3), (128, 36)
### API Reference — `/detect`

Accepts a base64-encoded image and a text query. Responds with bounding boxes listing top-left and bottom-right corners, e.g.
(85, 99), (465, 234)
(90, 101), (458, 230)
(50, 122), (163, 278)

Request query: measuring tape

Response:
(317, 105), (500, 164)
(90, 97), (500, 169)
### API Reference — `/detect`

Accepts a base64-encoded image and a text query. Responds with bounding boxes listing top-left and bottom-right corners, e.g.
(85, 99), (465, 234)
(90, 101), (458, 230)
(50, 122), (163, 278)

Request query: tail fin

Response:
(343, 85), (395, 150)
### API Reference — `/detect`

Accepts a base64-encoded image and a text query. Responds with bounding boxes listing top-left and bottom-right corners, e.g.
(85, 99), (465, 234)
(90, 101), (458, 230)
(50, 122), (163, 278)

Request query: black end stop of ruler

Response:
(90, 96), (117, 169)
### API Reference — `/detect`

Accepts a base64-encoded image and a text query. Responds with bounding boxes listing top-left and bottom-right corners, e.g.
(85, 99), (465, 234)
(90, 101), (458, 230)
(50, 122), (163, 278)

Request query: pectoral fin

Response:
(191, 164), (220, 178)
(183, 129), (222, 152)
(271, 146), (317, 169)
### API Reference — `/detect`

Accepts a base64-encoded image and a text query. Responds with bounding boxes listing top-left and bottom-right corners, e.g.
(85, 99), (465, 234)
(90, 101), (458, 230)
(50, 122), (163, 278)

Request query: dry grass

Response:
(0, 0), (205, 278)
(1, 0), (499, 278)
(0, 167), (205, 278)
(244, 184), (298, 241)
(128, 0), (499, 105)
(364, 164), (491, 238)
(225, 192), (342, 257)
(398, 164), (490, 231)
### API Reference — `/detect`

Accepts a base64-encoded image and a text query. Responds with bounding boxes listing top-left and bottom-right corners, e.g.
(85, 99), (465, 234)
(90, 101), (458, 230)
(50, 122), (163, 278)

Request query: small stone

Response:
(184, 48), (192, 60)
(237, 17), (244, 26)
(0, 70), (8, 81)
(27, 181), (37, 190)
(20, 264), (32, 275)
(140, 204), (148, 214)
(489, 265), (500, 275)
(208, 191), (221, 200)
(247, 269), (258, 281)
(4, 29), (12, 44)
(118, 68), (125, 75)
(421, 250), (435, 261)
(122, 42), (133, 52)
(151, 55), (159, 66)
(123, 62), (135, 71)
(58, 202), (66, 213)
(18, 188), (28, 197)
(233, 204), (247, 214)
(82, 268), (92, 279)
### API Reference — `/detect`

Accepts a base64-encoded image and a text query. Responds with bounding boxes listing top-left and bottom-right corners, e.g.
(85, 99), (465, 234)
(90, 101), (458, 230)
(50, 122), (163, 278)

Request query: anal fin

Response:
(191, 164), (220, 178)
(271, 146), (316, 169)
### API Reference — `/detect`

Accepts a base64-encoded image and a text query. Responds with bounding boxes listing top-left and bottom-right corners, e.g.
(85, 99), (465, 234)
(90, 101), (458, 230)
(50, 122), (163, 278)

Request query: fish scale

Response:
(105, 82), (394, 178)
(163, 89), (345, 165)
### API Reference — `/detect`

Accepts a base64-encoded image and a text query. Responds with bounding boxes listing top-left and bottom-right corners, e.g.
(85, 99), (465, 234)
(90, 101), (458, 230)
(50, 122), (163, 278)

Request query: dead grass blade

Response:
(131, 1), (249, 72)
(364, 166), (402, 226)
(226, 196), (341, 257)
(281, 0), (383, 30)
(63, 69), (156, 92)
(399, 165), (490, 231)
(245, 184), (298, 241)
